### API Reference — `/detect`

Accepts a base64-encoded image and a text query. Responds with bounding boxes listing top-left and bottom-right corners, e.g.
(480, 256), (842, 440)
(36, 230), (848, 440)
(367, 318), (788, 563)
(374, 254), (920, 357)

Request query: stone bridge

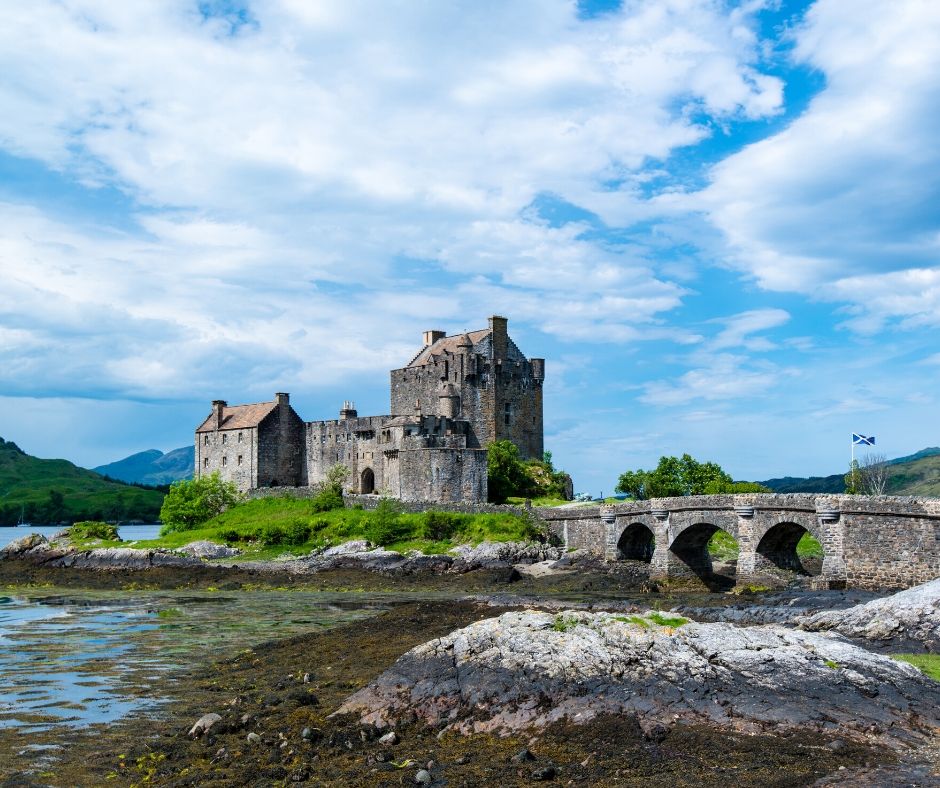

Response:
(535, 493), (940, 590)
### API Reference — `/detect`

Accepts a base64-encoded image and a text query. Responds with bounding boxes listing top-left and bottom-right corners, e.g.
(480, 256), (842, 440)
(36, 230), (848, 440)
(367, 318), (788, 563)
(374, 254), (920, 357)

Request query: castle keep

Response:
(195, 316), (544, 503)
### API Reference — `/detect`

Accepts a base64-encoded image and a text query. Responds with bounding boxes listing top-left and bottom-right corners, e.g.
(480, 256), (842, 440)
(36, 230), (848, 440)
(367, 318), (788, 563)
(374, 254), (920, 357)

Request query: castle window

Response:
(222, 433), (227, 444)
(504, 403), (512, 425)
(222, 456), (227, 466)
(238, 432), (243, 443)
(237, 455), (243, 465)
(204, 435), (209, 445)
(203, 457), (209, 468)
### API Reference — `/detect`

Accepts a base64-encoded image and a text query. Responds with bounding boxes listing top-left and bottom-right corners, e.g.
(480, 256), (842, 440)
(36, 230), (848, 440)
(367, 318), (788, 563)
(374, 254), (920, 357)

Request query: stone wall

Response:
(195, 426), (259, 491)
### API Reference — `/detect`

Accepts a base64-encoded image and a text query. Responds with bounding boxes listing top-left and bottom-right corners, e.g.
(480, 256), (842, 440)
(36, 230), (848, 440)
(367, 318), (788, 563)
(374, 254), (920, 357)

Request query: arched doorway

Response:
(755, 522), (821, 576)
(360, 467), (375, 494)
(617, 524), (655, 562)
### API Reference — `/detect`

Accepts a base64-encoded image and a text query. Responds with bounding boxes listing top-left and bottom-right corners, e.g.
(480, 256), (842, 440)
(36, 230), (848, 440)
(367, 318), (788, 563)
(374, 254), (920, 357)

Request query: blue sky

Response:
(1, 0), (939, 494)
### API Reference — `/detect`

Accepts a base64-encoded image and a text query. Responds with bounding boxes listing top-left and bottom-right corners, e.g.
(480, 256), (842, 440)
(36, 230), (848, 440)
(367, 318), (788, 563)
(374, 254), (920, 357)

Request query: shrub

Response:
(160, 473), (242, 533)
(365, 498), (410, 546)
(420, 511), (466, 541)
(310, 488), (344, 513)
(258, 519), (311, 546)
(69, 521), (120, 541)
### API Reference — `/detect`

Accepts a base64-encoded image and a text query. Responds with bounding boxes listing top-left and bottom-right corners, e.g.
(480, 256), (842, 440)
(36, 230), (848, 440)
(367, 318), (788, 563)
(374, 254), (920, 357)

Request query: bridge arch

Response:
(754, 520), (821, 576)
(667, 520), (739, 589)
(616, 523), (655, 562)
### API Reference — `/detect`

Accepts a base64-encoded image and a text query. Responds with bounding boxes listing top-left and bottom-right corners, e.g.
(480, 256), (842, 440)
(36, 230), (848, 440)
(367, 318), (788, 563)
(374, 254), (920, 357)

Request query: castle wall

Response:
(305, 416), (388, 494)
(195, 427), (259, 491)
(256, 405), (306, 488)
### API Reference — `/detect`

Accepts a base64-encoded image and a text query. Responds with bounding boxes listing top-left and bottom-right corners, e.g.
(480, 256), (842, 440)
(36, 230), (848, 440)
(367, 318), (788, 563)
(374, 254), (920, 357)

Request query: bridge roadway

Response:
(535, 493), (940, 590)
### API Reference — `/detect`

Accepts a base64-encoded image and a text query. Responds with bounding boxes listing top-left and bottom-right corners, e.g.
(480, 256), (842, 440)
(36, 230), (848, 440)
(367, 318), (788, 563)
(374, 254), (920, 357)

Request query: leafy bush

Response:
(159, 473), (242, 533)
(310, 488), (344, 513)
(69, 521), (120, 540)
(259, 518), (311, 546)
(365, 498), (410, 545)
(420, 511), (466, 541)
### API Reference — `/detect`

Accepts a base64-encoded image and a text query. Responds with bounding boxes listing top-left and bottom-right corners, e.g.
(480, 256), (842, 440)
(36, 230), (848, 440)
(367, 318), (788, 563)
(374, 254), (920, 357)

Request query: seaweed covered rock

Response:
(337, 610), (940, 747)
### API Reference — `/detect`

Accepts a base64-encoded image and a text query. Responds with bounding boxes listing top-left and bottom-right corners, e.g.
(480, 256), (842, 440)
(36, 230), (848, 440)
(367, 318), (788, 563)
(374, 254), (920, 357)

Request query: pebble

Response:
(247, 732), (261, 744)
(303, 672), (311, 684)
(378, 731), (399, 746)
(188, 712), (222, 738)
(531, 765), (557, 781)
(513, 748), (536, 763)
(414, 769), (432, 785)
(301, 727), (312, 740)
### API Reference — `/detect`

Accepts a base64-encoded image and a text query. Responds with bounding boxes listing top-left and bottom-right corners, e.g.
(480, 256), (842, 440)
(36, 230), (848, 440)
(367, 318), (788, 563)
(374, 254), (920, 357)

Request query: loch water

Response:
(0, 589), (448, 734)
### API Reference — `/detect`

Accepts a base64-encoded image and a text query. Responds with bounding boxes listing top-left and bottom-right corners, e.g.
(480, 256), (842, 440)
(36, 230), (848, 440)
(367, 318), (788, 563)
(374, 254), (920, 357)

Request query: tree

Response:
(159, 472), (242, 533)
(616, 454), (744, 499)
(487, 440), (529, 503)
(861, 453), (889, 495)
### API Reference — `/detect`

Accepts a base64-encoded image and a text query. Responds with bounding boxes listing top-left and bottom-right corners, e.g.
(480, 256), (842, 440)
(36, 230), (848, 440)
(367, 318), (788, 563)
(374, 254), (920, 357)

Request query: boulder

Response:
(0, 533), (54, 557)
(177, 541), (241, 560)
(322, 540), (372, 556)
(189, 712), (222, 738)
(796, 578), (940, 652)
(337, 610), (940, 747)
(449, 542), (561, 571)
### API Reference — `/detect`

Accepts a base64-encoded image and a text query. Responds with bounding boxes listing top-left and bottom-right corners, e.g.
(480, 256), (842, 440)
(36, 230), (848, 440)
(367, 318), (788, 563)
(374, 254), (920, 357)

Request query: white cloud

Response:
(695, 0), (940, 330)
(0, 0), (786, 404)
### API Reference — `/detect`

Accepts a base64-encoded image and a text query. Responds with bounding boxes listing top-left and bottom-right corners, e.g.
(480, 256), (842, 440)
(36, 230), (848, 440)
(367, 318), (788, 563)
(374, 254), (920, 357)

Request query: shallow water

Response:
(0, 589), (450, 735)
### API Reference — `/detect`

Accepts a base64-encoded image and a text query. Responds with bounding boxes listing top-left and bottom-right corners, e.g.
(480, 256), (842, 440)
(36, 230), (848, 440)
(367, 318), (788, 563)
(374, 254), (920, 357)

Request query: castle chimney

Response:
(488, 315), (508, 359)
(212, 399), (227, 429)
(275, 392), (290, 408)
(423, 329), (446, 346)
(530, 358), (545, 381)
(340, 400), (358, 420)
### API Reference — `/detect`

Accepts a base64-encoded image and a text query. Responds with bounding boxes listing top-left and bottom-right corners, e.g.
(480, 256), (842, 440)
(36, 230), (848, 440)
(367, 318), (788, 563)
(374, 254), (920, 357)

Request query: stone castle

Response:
(195, 316), (544, 502)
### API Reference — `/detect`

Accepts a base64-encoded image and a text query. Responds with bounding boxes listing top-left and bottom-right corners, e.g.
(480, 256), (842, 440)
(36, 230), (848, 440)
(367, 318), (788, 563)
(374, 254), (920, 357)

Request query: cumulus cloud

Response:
(0, 0), (784, 404)
(695, 0), (940, 330)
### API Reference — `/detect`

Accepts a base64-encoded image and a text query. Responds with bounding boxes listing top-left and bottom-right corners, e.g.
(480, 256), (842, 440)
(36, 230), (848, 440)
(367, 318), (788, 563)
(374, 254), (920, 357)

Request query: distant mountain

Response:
(93, 446), (194, 486)
(0, 437), (164, 525)
(761, 447), (940, 496)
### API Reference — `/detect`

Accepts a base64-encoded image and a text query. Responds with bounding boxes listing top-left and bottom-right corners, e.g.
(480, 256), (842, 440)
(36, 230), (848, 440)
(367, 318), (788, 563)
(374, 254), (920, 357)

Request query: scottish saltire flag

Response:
(853, 434), (876, 445)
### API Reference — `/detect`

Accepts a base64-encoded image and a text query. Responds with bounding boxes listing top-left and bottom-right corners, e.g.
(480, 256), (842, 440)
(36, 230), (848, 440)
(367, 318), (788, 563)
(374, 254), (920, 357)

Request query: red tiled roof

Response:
(196, 400), (278, 433)
(407, 328), (490, 367)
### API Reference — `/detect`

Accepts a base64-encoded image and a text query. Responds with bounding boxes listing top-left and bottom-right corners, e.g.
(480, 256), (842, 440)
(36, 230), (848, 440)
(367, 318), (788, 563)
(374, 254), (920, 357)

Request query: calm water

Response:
(0, 589), (443, 734)
(0, 524), (162, 549)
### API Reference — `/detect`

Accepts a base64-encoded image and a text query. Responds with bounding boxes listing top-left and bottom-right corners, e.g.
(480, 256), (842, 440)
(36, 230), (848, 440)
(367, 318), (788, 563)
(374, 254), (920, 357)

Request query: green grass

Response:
(647, 612), (688, 628)
(122, 496), (540, 559)
(506, 495), (570, 507)
(552, 614), (580, 632)
(892, 654), (940, 681)
(824, 659), (840, 669)
(706, 530), (823, 560)
(0, 437), (164, 525)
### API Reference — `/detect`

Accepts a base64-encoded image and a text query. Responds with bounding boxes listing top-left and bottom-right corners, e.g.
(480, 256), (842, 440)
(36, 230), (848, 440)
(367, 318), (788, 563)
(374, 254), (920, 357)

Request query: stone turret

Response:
(437, 382), (460, 418)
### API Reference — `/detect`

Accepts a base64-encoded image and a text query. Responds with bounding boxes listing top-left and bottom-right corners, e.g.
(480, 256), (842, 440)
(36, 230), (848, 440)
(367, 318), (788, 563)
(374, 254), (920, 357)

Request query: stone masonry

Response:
(195, 315), (543, 503)
(535, 493), (940, 591)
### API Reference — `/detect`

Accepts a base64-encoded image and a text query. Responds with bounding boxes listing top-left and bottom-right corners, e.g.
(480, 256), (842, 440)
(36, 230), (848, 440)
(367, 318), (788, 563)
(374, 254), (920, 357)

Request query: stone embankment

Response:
(796, 577), (940, 652)
(338, 609), (940, 749)
(0, 534), (562, 576)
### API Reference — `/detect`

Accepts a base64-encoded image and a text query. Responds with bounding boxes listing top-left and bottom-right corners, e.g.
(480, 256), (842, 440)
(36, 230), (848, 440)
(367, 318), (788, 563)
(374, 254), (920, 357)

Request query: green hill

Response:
(761, 448), (940, 496)
(0, 437), (165, 525)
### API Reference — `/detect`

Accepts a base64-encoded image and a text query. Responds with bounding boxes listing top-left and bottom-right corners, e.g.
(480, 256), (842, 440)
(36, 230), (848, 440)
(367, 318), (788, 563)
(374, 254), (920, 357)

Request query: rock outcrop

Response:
(796, 578), (940, 652)
(337, 610), (940, 747)
(177, 541), (241, 560)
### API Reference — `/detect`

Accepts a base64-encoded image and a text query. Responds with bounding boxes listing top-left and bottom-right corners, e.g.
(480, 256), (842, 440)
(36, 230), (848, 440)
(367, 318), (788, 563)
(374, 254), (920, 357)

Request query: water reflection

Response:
(0, 590), (446, 734)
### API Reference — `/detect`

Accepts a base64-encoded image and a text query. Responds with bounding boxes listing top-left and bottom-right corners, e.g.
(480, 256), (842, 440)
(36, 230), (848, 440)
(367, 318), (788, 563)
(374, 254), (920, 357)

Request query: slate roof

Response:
(196, 400), (278, 433)
(407, 328), (490, 368)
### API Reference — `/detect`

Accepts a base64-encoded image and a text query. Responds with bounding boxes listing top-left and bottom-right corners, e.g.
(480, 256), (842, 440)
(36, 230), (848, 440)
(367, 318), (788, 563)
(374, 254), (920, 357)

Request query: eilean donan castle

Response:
(195, 316), (544, 503)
